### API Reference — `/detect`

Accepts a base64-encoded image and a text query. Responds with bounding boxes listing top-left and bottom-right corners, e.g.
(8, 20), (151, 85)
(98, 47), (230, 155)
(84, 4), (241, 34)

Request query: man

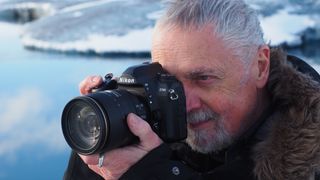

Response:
(64, 0), (320, 179)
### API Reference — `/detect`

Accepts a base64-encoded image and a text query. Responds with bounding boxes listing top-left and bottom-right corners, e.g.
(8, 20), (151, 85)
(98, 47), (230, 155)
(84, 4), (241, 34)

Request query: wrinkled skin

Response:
(151, 25), (270, 153)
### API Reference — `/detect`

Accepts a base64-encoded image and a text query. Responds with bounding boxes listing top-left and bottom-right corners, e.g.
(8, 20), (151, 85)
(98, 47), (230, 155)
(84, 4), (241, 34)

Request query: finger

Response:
(79, 154), (100, 165)
(127, 113), (162, 150)
(79, 75), (103, 95)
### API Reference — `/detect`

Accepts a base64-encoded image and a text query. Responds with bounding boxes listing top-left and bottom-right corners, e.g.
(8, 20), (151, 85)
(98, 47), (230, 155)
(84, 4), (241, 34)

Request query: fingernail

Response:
(128, 113), (139, 125)
(92, 76), (100, 82)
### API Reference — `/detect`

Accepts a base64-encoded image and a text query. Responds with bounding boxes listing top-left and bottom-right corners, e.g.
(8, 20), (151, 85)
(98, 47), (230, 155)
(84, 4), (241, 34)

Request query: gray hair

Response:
(156, 0), (265, 64)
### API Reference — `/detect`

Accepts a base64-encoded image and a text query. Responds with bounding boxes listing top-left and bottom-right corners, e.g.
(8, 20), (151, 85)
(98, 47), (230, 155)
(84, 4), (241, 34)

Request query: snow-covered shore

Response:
(0, 0), (319, 56)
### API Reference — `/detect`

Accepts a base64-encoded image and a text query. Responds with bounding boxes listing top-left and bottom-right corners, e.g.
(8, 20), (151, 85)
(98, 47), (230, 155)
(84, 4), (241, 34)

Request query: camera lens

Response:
(62, 97), (107, 154)
(62, 90), (148, 155)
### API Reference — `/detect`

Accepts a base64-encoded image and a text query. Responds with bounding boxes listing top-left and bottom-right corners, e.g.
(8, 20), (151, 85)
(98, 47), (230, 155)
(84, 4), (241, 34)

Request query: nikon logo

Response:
(119, 77), (136, 84)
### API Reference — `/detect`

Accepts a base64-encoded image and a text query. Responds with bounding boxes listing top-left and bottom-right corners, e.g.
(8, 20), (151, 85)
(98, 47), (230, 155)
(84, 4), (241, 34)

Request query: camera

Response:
(61, 62), (187, 155)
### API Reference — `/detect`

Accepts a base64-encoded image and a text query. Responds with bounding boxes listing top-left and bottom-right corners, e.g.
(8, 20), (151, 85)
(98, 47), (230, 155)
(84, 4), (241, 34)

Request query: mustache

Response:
(187, 108), (220, 124)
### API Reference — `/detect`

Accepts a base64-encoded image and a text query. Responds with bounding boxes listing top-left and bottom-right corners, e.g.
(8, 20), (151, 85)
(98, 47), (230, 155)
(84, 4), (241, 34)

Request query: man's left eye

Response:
(198, 75), (211, 80)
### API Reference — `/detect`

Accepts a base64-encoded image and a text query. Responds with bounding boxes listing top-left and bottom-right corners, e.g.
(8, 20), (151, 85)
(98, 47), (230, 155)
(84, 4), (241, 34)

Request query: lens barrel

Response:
(61, 89), (147, 155)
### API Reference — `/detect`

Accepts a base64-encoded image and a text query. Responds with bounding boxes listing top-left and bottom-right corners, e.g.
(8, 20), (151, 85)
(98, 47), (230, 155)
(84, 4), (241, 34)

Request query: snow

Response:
(260, 7), (316, 46)
(21, 27), (153, 53)
(0, 0), (319, 54)
(59, 0), (120, 13)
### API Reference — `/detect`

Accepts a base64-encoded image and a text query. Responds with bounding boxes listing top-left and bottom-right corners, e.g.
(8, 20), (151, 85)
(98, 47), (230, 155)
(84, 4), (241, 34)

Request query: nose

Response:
(183, 84), (202, 112)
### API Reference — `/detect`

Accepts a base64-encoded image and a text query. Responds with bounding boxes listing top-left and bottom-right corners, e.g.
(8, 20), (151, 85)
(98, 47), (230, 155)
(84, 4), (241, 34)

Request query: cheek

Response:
(200, 90), (234, 117)
(225, 87), (258, 135)
(201, 85), (257, 135)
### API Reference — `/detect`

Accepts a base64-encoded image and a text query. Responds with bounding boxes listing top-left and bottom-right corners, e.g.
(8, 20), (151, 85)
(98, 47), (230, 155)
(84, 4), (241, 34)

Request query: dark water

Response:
(0, 22), (319, 180)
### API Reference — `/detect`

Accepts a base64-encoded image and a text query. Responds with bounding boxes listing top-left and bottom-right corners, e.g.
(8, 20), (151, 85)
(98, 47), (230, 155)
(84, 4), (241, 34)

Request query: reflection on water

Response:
(0, 58), (148, 180)
(0, 58), (145, 180)
(0, 22), (148, 180)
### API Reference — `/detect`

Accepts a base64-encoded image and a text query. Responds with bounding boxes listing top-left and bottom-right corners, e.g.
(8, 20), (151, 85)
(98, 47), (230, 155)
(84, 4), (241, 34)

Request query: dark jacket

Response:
(63, 48), (320, 180)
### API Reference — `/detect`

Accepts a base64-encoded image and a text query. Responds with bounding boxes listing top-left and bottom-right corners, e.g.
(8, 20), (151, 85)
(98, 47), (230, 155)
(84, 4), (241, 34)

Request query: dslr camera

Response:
(61, 62), (187, 155)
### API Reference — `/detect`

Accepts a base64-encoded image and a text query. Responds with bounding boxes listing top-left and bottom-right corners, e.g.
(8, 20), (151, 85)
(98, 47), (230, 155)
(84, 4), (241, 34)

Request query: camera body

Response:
(61, 62), (187, 155)
(115, 62), (187, 141)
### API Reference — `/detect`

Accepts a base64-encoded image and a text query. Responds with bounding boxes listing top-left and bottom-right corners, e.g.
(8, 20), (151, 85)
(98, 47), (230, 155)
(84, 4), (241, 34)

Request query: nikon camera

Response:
(61, 62), (187, 155)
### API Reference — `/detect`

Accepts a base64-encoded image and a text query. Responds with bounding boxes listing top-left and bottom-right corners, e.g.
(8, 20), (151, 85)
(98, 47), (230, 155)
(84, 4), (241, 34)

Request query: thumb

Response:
(127, 113), (162, 149)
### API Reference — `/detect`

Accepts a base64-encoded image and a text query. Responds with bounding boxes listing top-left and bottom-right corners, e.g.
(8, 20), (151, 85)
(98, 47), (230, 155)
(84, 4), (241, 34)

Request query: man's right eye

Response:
(194, 75), (216, 86)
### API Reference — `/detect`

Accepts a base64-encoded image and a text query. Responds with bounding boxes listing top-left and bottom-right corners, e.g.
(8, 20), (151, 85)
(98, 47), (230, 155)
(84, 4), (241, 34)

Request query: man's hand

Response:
(79, 113), (162, 179)
(79, 75), (103, 95)
(78, 75), (163, 180)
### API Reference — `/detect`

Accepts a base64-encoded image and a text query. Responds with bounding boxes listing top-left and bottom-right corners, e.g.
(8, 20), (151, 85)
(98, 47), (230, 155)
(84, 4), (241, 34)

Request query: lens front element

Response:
(69, 103), (100, 149)
(62, 98), (107, 154)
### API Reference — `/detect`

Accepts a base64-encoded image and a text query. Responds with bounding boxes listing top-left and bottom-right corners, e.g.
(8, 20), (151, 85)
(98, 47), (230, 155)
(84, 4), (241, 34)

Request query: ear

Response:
(255, 45), (270, 88)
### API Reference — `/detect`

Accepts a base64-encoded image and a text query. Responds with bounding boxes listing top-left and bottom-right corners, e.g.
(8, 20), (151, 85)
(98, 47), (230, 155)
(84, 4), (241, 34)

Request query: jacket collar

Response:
(253, 48), (320, 180)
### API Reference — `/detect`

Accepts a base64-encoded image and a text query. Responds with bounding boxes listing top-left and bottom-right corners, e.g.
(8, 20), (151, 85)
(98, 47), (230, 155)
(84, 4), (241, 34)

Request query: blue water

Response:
(0, 21), (320, 180)
(0, 23), (148, 180)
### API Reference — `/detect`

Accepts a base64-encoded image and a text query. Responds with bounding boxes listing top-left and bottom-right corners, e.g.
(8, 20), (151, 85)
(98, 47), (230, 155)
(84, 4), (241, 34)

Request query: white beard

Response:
(185, 108), (234, 154)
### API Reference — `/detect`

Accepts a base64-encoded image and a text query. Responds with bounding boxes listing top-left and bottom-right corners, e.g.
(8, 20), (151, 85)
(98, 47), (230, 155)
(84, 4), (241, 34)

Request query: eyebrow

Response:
(185, 67), (225, 80)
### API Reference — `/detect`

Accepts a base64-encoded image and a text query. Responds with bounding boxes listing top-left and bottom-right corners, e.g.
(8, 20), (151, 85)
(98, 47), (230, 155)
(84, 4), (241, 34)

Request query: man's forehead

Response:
(153, 57), (226, 77)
